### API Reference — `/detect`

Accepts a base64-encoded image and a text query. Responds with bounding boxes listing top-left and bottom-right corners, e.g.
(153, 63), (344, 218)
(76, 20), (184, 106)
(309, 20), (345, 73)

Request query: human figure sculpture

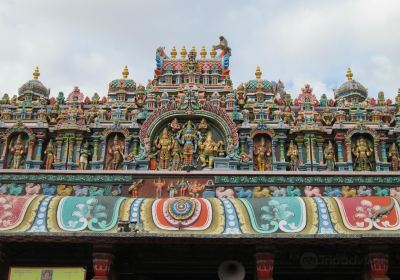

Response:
(154, 128), (173, 170)
(153, 177), (166, 198)
(287, 140), (298, 171)
(79, 142), (90, 170)
(107, 135), (125, 170)
(352, 137), (373, 171)
(170, 141), (182, 171)
(198, 131), (222, 169)
(43, 139), (55, 169)
(9, 134), (27, 169)
(167, 182), (177, 198)
(324, 141), (336, 171)
(253, 137), (272, 171)
(388, 142), (399, 171)
(176, 121), (200, 169)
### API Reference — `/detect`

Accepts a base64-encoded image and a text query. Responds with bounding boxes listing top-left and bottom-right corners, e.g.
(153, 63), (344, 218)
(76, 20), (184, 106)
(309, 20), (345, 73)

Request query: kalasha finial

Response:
(191, 46), (197, 55)
(122, 65), (129, 79)
(210, 46), (216, 59)
(346, 67), (353, 81)
(180, 46), (187, 59)
(200, 46), (207, 59)
(170, 46), (177, 59)
(33, 66), (40, 80)
(255, 66), (262, 79)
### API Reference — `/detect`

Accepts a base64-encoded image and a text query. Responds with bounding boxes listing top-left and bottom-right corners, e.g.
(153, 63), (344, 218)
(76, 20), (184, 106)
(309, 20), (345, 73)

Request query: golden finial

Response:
(255, 66), (262, 79)
(200, 46), (207, 59)
(346, 67), (353, 81)
(33, 66), (40, 80)
(180, 46), (187, 59)
(191, 46), (197, 55)
(210, 46), (216, 59)
(170, 46), (177, 59)
(122, 65), (129, 79)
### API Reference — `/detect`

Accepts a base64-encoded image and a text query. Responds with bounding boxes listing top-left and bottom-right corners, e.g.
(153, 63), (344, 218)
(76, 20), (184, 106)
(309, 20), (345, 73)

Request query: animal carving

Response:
(73, 185), (89, 196)
(304, 186), (321, 197)
(357, 186), (372, 196)
(286, 186), (301, 197)
(57, 185), (73, 196)
(234, 187), (253, 198)
(25, 183), (41, 195)
(0, 184), (8, 194)
(370, 199), (395, 220)
(89, 186), (105, 196)
(324, 187), (341, 197)
(253, 187), (270, 198)
(9, 184), (23, 196)
(373, 186), (389, 197)
(216, 187), (235, 198)
(42, 184), (56, 195)
(389, 187), (400, 197)
(188, 181), (205, 198)
(111, 185), (122, 196)
(341, 186), (357, 197)
(270, 186), (286, 197)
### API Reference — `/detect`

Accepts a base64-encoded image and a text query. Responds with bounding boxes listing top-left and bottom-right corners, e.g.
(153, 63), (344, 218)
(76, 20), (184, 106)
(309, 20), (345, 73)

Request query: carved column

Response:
(310, 136), (317, 164)
(35, 138), (44, 160)
(247, 137), (253, 160)
(100, 139), (106, 163)
(380, 141), (387, 163)
(92, 252), (114, 280)
(271, 140), (277, 163)
(0, 138), (6, 161)
(67, 137), (75, 164)
(55, 138), (63, 163)
(366, 253), (389, 280)
(75, 137), (82, 164)
(304, 136), (310, 164)
(124, 138), (130, 157)
(255, 252), (274, 280)
(279, 140), (285, 162)
(132, 138), (139, 156)
(92, 139), (99, 161)
(345, 142), (352, 164)
(26, 138), (35, 161)
(336, 141), (344, 162)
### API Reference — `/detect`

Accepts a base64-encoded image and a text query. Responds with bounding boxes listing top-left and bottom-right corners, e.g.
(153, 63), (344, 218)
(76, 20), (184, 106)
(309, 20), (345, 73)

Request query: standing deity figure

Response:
(198, 131), (222, 169)
(324, 141), (336, 171)
(287, 140), (298, 171)
(388, 142), (399, 171)
(79, 142), (90, 170)
(43, 139), (56, 170)
(170, 141), (182, 171)
(9, 134), (27, 169)
(154, 128), (173, 170)
(176, 121), (200, 168)
(153, 177), (166, 198)
(107, 134), (125, 170)
(176, 178), (189, 197)
(253, 137), (272, 171)
(352, 137), (373, 171)
(167, 182), (177, 198)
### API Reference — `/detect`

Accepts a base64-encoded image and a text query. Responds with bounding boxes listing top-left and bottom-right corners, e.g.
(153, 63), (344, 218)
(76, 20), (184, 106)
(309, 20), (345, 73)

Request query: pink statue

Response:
(153, 178), (166, 198)
(304, 186), (321, 197)
(25, 183), (41, 195)
(216, 187), (235, 198)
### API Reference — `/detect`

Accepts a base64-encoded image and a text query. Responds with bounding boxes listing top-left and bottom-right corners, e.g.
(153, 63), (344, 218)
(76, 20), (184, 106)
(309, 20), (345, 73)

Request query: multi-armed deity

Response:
(352, 136), (374, 171)
(176, 121), (201, 169)
(106, 135), (125, 170)
(253, 137), (272, 171)
(9, 134), (27, 169)
(154, 128), (174, 170)
(287, 140), (299, 171)
(324, 141), (336, 171)
(43, 139), (55, 170)
(198, 131), (223, 169)
(388, 142), (399, 171)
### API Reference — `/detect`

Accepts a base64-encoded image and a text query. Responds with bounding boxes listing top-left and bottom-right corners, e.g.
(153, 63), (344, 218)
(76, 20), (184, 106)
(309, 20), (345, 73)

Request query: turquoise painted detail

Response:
(314, 197), (336, 234)
(57, 196), (125, 232)
(240, 198), (306, 233)
(28, 196), (52, 232)
(221, 198), (241, 234)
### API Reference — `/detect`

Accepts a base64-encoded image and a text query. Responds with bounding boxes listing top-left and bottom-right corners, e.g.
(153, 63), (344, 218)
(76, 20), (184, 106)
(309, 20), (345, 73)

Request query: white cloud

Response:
(0, 0), (399, 99)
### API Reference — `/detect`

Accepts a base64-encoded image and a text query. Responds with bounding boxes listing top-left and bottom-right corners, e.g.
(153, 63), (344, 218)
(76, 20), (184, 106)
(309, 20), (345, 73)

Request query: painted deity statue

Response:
(154, 128), (173, 170)
(44, 139), (56, 169)
(287, 140), (298, 171)
(170, 140), (182, 171)
(253, 137), (272, 171)
(9, 134), (27, 169)
(153, 177), (166, 198)
(107, 135), (125, 170)
(352, 137), (373, 171)
(79, 142), (90, 170)
(198, 131), (222, 169)
(176, 121), (200, 168)
(388, 142), (399, 171)
(324, 141), (336, 171)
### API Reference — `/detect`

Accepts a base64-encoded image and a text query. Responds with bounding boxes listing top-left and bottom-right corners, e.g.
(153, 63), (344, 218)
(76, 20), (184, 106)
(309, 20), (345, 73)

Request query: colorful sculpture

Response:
(176, 121), (200, 169)
(44, 139), (55, 169)
(79, 142), (90, 170)
(198, 131), (222, 169)
(352, 137), (373, 171)
(324, 141), (336, 171)
(253, 137), (272, 171)
(9, 134), (27, 169)
(388, 143), (399, 171)
(154, 128), (173, 170)
(287, 140), (298, 171)
(107, 135), (125, 170)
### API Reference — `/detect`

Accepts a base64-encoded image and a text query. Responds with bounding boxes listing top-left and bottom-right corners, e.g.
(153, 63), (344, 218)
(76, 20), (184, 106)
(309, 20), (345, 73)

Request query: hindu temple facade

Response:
(0, 41), (400, 279)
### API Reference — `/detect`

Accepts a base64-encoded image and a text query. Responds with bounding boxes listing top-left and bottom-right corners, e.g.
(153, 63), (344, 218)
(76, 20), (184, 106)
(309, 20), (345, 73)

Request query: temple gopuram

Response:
(1, 37), (400, 280)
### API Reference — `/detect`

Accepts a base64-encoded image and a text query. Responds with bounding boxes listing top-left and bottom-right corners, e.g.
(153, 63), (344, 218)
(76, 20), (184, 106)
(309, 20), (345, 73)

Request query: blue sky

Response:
(0, 0), (399, 100)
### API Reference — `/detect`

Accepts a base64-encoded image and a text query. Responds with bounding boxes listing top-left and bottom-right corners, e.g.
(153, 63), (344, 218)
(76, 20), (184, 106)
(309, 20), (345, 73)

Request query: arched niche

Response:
(4, 132), (29, 169)
(252, 132), (273, 171)
(350, 133), (376, 171)
(104, 132), (125, 170)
